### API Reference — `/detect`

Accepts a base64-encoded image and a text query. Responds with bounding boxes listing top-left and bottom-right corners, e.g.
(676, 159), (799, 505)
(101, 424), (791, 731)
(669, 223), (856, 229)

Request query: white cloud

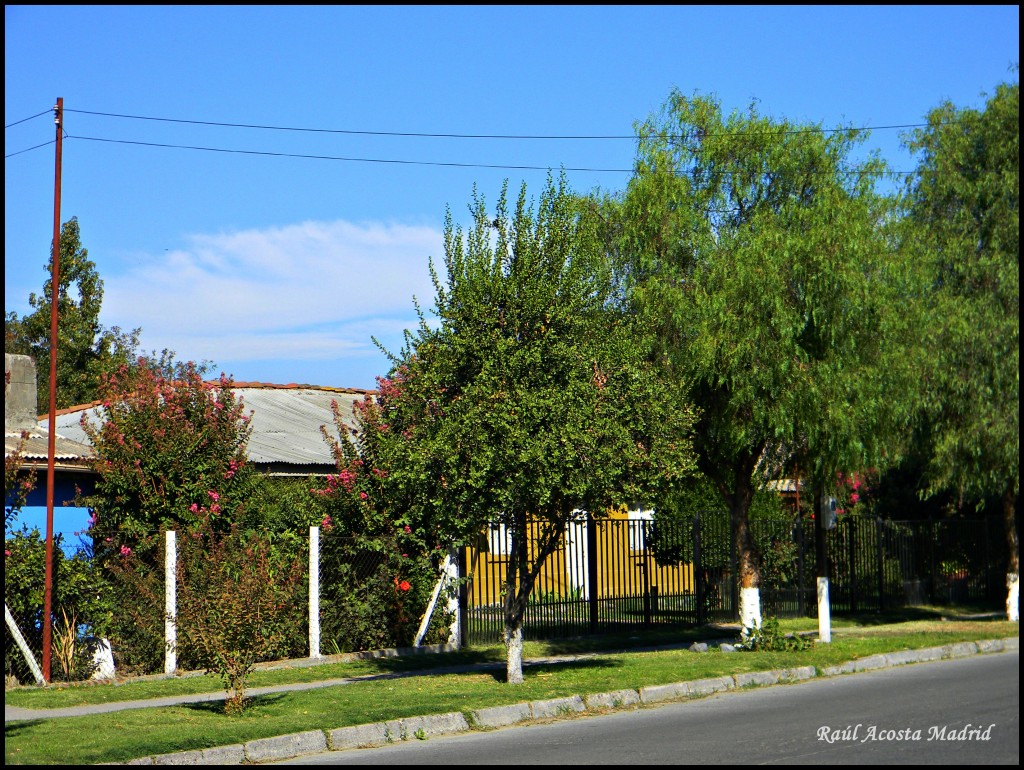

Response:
(102, 219), (442, 366)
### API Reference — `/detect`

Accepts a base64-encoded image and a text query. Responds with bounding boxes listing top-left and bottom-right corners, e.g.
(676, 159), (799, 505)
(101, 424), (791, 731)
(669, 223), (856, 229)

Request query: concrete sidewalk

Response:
(5, 636), (1018, 765)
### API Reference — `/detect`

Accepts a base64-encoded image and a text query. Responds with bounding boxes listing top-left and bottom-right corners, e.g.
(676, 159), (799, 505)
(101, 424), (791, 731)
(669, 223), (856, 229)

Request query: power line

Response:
(63, 107), (957, 141)
(4, 139), (55, 159)
(4, 109), (52, 129)
(66, 134), (633, 173)
(11, 133), (1012, 178)
(66, 134), (954, 176)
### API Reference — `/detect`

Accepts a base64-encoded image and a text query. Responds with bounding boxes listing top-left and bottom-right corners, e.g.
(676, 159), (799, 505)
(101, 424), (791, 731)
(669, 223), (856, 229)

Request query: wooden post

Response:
(42, 97), (64, 683)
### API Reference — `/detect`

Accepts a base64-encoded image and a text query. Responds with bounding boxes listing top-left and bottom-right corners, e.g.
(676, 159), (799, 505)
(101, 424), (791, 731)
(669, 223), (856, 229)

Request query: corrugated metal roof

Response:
(237, 387), (365, 465)
(36, 383), (373, 471)
(5, 427), (95, 465)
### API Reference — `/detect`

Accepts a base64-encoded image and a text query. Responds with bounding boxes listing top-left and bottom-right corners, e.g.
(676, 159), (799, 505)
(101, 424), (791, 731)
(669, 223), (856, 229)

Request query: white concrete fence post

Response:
(817, 576), (832, 643)
(309, 526), (321, 659)
(165, 530), (177, 675)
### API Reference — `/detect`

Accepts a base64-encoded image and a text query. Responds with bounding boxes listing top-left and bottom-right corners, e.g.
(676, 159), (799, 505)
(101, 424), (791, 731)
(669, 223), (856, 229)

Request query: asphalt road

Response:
(277, 650), (1019, 765)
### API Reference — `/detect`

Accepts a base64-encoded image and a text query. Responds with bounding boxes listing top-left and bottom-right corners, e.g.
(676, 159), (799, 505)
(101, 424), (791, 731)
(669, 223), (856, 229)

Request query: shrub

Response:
(737, 615), (813, 652)
(175, 520), (304, 714)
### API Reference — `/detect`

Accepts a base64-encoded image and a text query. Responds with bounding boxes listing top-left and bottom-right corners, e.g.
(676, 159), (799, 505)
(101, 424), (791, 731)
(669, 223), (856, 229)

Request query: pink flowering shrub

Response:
(314, 370), (453, 651)
(79, 358), (256, 557)
(834, 469), (878, 518)
(76, 358), (268, 674)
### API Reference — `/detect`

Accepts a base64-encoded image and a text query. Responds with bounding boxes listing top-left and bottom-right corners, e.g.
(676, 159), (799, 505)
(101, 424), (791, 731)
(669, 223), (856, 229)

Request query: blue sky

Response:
(6, 5), (1020, 392)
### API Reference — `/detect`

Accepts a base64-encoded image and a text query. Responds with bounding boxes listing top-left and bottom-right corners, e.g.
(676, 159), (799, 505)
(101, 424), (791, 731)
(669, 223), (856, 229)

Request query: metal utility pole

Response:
(42, 97), (64, 683)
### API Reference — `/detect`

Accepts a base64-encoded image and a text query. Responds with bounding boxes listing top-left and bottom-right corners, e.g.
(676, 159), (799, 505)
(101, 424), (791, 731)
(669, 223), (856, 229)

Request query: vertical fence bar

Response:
(164, 530), (177, 676)
(928, 517), (937, 604)
(587, 513), (599, 633)
(309, 526), (321, 659)
(796, 513), (805, 616)
(849, 517), (857, 614)
(876, 518), (884, 612)
(694, 512), (704, 626)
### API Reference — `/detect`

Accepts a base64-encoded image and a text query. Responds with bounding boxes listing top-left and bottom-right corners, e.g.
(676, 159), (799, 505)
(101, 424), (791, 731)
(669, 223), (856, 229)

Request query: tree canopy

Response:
(901, 76), (1019, 618)
(322, 174), (697, 682)
(5, 217), (140, 411)
(612, 90), (921, 629)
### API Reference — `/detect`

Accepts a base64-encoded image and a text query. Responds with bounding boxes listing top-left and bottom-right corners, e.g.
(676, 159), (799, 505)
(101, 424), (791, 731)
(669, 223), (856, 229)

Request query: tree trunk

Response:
(503, 622), (525, 685)
(1004, 481), (1018, 622)
(502, 513), (529, 684)
(501, 513), (563, 684)
(727, 468), (760, 636)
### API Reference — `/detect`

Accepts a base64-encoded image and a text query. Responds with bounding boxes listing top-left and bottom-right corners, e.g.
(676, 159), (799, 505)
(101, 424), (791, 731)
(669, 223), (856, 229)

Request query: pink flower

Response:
(120, 545), (132, 557)
(360, 492), (368, 500)
(321, 515), (333, 532)
(5, 550), (10, 557)
(210, 504), (221, 515)
(403, 525), (412, 533)
(850, 493), (860, 504)
(208, 490), (220, 501)
(398, 580), (411, 592)
(189, 503), (199, 513)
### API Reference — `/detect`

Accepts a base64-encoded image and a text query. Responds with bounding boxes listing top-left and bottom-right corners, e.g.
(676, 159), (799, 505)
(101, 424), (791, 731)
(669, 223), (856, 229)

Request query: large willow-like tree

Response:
(903, 77), (1019, 620)
(613, 91), (920, 630)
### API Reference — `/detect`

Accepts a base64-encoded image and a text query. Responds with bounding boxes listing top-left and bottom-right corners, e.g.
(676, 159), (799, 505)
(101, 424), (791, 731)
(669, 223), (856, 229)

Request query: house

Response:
(46, 381), (373, 477)
(5, 354), (96, 528)
(6, 353), (374, 548)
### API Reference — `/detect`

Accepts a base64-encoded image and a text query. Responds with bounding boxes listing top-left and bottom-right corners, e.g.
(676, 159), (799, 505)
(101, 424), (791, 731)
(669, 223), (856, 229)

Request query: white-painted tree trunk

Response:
(504, 624), (524, 684)
(445, 550), (461, 647)
(1007, 573), (1019, 622)
(739, 586), (762, 639)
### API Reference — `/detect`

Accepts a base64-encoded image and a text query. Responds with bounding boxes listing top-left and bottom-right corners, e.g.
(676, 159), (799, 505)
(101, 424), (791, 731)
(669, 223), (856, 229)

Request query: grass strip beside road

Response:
(5, 614), (1019, 765)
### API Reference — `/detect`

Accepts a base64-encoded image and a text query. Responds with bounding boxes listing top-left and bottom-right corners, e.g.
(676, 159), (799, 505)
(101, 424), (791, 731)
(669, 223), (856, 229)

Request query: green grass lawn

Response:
(5, 607), (1018, 765)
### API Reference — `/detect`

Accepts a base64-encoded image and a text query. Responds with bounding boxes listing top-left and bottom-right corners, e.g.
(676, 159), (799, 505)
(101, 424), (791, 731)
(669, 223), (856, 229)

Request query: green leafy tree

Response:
(5, 217), (140, 411)
(902, 76), (1019, 620)
(613, 91), (921, 630)
(322, 175), (697, 683)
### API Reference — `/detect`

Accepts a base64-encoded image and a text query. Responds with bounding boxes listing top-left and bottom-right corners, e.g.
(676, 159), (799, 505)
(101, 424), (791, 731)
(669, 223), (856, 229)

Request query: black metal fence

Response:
(459, 513), (1005, 646)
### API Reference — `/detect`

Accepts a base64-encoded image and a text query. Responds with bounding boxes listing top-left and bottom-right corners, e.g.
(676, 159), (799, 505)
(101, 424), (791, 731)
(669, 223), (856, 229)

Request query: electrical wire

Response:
(62, 107), (960, 140)
(4, 139), (55, 159)
(4, 109), (52, 129)
(65, 134), (633, 173)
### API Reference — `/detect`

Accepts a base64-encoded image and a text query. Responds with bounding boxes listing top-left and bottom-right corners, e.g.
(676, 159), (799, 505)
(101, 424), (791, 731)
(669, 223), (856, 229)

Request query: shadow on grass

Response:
(4, 720), (46, 735)
(180, 692), (290, 715)
(483, 656), (622, 684)
(841, 603), (1005, 626)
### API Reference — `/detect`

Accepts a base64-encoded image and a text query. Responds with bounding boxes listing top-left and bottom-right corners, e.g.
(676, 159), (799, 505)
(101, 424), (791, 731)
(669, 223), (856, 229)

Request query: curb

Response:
(111, 636), (1019, 765)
